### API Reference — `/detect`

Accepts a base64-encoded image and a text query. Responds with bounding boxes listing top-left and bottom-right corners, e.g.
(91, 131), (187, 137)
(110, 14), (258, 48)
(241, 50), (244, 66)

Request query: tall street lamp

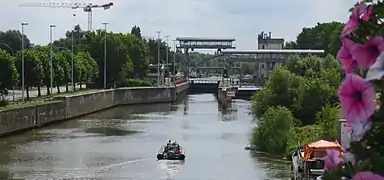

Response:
(173, 40), (176, 82)
(21, 22), (28, 102)
(165, 35), (169, 65)
(71, 13), (76, 91)
(49, 24), (56, 95)
(156, 31), (161, 86)
(102, 22), (108, 89)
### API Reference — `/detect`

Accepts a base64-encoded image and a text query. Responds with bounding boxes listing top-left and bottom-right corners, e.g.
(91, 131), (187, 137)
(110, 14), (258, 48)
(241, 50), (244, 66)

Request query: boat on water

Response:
(157, 142), (185, 160)
(291, 140), (343, 180)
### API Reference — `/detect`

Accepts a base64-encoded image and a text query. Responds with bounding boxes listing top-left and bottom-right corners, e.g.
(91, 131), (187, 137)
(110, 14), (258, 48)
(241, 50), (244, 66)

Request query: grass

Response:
(0, 100), (62, 111)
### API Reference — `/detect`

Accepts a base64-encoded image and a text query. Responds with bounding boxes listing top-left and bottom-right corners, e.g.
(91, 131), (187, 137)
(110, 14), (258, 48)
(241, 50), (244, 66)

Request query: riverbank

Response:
(0, 83), (189, 137)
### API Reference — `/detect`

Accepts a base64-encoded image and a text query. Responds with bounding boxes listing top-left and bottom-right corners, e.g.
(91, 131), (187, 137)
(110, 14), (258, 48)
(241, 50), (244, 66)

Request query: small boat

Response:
(291, 140), (343, 180)
(157, 144), (185, 160)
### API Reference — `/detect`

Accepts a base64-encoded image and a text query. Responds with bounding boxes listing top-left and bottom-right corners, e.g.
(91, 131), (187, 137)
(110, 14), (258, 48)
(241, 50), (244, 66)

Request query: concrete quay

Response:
(0, 83), (189, 137)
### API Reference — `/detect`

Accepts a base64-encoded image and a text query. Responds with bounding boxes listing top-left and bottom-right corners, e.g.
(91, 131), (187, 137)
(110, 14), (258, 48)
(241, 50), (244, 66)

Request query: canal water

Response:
(0, 94), (290, 180)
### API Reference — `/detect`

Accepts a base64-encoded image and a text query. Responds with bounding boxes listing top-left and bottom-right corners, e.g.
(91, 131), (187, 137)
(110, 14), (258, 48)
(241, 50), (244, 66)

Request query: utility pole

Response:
(102, 22), (108, 89)
(71, 14), (75, 92)
(21, 22), (28, 102)
(156, 31), (161, 86)
(165, 35), (169, 65)
(49, 24), (56, 95)
(173, 39), (176, 82)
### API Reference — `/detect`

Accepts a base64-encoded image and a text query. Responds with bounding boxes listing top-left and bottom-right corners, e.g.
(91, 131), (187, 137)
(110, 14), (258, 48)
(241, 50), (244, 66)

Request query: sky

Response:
(1, 0), (354, 51)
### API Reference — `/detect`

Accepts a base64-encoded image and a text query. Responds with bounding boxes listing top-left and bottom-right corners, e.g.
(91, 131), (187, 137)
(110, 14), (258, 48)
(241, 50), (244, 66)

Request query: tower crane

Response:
(19, 1), (114, 31)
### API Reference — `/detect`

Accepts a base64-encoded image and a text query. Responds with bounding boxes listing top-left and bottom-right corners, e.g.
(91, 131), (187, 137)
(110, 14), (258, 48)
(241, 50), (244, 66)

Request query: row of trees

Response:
(250, 21), (345, 156)
(0, 25), (177, 99)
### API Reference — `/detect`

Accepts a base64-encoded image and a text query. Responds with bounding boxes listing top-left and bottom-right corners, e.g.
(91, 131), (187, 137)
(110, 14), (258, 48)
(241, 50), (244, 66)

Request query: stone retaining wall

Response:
(0, 83), (188, 136)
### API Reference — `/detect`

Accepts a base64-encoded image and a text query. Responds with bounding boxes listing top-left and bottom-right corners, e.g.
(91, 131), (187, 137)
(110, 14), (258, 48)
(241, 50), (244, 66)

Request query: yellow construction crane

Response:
(19, 1), (114, 31)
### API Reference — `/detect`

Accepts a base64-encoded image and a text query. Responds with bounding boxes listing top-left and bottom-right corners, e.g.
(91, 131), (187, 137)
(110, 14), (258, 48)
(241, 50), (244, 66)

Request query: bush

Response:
(0, 99), (8, 107)
(316, 104), (340, 140)
(116, 78), (152, 87)
(251, 106), (295, 155)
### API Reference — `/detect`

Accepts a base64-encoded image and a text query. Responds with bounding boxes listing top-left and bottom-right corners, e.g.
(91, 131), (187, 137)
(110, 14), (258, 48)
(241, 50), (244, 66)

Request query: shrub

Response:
(251, 106), (295, 155)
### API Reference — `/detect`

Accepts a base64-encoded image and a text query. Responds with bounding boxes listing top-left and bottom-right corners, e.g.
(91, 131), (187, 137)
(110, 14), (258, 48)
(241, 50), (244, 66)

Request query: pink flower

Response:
(338, 73), (376, 124)
(351, 37), (384, 69)
(353, 171), (384, 180)
(342, 3), (367, 37)
(362, 5), (374, 22)
(350, 120), (372, 141)
(338, 38), (357, 72)
(324, 149), (342, 172)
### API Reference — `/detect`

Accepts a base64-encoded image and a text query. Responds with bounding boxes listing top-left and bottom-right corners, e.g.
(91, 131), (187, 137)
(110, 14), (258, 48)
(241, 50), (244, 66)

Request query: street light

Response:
(165, 35), (169, 65)
(21, 22), (28, 102)
(173, 40), (176, 82)
(156, 31), (161, 86)
(49, 24), (56, 95)
(102, 22), (108, 89)
(0, 43), (15, 101)
(71, 13), (76, 91)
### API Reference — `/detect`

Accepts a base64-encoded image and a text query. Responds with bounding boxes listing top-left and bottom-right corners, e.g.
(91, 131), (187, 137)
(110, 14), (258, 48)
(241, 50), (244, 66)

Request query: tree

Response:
(32, 46), (52, 95)
(130, 25), (142, 39)
(15, 50), (44, 98)
(316, 104), (340, 140)
(0, 50), (18, 89)
(120, 33), (150, 77)
(0, 30), (31, 54)
(251, 106), (296, 154)
(292, 22), (344, 55)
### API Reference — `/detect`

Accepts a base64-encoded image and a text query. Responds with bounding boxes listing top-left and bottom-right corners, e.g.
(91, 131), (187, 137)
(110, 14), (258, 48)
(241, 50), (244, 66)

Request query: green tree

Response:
(293, 22), (344, 55)
(0, 30), (31, 54)
(316, 104), (340, 140)
(15, 50), (44, 98)
(130, 25), (142, 39)
(32, 46), (52, 95)
(120, 33), (150, 77)
(251, 106), (296, 154)
(0, 50), (19, 89)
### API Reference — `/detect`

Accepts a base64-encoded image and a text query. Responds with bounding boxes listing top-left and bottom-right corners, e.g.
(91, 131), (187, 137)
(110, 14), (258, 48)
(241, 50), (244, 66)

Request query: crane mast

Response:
(19, 1), (113, 31)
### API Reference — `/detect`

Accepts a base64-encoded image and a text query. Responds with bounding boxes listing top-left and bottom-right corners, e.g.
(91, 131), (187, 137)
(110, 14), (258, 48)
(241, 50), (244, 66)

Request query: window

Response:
(262, 45), (265, 49)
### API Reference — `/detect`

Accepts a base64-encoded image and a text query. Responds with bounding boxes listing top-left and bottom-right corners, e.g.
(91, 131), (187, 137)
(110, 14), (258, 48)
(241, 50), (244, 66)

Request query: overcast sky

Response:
(1, 0), (353, 50)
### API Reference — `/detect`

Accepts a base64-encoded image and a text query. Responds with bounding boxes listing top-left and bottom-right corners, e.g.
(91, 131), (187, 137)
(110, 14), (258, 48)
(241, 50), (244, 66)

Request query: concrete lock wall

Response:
(0, 83), (188, 136)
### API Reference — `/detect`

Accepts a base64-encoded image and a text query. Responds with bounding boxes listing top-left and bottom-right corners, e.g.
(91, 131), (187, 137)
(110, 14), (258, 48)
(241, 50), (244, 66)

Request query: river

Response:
(0, 94), (290, 180)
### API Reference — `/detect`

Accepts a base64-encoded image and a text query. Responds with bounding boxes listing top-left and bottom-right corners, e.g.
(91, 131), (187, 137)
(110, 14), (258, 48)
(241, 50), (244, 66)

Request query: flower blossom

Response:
(351, 37), (384, 69)
(353, 171), (384, 180)
(324, 149), (342, 172)
(350, 120), (372, 141)
(362, 5), (374, 22)
(366, 52), (384, 81)
(338, 73), (376, 124)
(338, 38), (357, 72)
(342, 2), (368, 37)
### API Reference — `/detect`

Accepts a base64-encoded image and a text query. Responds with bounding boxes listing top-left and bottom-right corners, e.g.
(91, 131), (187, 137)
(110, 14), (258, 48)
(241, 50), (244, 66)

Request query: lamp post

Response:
(173, 40), (176, 82)
(0, 43), (15, 101)
(165, 35), (169, 65)
(156, 31), (161, 86)
(21, 22), (28, 102)
(71, 13), (76, 91)
(102, 22), (108, 89)
(49, 24), (56, 95)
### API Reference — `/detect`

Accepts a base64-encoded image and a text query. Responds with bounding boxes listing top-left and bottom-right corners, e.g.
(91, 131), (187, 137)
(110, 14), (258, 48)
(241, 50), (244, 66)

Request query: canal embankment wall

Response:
(0, 83), (189, 136)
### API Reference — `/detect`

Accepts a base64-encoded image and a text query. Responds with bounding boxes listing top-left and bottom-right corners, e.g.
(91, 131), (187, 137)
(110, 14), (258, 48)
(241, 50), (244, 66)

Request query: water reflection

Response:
(0, 93), (291, 179)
